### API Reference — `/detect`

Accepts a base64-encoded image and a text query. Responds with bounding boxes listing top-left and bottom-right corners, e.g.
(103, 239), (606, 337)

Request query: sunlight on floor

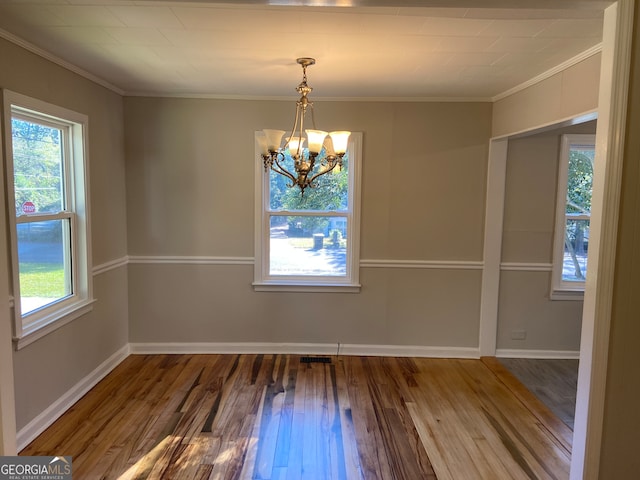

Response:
(117, 435), (173, 480)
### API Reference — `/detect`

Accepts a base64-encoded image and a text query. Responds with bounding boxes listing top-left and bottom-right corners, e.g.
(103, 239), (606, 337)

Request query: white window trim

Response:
(551, 133), (595, 300)
(253, 132), (362, 292)
(3, 90), (93, 348)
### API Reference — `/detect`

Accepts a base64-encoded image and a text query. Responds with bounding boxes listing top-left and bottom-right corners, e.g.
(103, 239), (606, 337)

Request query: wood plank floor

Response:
(21, 355), (572, 479)
(498, 358), (578, 430)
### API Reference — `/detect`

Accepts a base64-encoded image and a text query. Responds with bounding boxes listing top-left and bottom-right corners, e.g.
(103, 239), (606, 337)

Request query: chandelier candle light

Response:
(257, 57), (351, 195)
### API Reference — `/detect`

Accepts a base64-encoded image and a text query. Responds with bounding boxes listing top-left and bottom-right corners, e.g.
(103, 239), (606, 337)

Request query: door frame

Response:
(478, 1), (634, 478)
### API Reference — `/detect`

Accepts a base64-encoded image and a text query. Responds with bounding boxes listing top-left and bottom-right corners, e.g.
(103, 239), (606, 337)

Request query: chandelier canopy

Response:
(257, 57), (351, 195)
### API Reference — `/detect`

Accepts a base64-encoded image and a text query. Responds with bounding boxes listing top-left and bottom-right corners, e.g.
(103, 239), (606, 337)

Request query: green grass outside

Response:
(19, 262), (67, 298)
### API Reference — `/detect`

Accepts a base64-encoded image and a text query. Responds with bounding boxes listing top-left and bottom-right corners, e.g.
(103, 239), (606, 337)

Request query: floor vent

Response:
(300, 356), (332, 364)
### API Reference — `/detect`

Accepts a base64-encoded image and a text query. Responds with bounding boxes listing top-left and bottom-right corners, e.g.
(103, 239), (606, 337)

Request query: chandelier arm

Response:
(307, 158), (340, 185)
(271, 154), (298, 186)
(272, 162), (296, 181)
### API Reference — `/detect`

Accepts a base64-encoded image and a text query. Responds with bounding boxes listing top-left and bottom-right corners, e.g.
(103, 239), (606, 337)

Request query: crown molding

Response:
(0, 28), (124, 96)
(492, 43), (603, 102)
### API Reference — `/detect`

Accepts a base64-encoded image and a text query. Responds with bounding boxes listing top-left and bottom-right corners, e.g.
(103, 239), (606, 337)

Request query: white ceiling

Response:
(0, 1), (607, 100)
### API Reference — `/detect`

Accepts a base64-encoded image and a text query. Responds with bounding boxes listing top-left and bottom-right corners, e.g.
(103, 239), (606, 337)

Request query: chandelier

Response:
(257, 57), (351, 195)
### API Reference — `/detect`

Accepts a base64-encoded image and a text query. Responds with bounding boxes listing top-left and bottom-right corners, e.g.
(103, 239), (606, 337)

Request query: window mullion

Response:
(565, 213), (591, 221)
(269, 209), (349, 217)
(15, 212), (72, 224)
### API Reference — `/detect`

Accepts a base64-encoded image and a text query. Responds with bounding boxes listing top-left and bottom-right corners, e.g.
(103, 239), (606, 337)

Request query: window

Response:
(254, 132), (362, 291)
(551, 134), (595, 299)
(3, 91), (93, 347)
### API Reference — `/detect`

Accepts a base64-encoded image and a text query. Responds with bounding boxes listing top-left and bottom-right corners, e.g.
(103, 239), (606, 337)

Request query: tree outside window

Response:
(552, 133), (595, 298)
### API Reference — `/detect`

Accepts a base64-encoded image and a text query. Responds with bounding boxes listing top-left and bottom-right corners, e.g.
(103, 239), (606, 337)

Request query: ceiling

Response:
(0, 1), (608, 100)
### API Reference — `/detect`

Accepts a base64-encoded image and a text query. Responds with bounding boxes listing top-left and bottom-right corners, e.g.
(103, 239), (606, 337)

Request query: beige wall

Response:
(128, 265), (482, 348)
(125, 98), (489, 261)
(125, 98), (490, 347)
(0, 37), (129, 430)
(502, 122), (597, 263)
(599, 4), (640, 477)
(502, 130), (568, 264)
(498, 271), (583, 351)
(492, 54), (601, 138)
(497, 122), (596, 352)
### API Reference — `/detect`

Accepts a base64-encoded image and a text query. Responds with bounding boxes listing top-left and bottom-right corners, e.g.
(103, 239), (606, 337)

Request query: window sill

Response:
(14, 298), (96, 350)
(550, 289), (585, 301)
(253, 282), (361, 293)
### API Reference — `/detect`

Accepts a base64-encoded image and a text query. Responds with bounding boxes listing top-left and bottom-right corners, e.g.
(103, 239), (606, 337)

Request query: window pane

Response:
(12, 118), (64, 215)
(269, 151), (349, 211)
(566, 145), (594, 215)
(562, 219), (589, 283)
(17, 219), (72, 315)
(269, 215), (347, 276)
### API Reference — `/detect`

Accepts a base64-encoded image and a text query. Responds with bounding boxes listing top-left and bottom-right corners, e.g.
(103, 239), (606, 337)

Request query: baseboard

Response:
(495, 348), (580, 359)
(339, 343), (479, 358)
(129, 342), (480, 359)
(16, 344), (130, 451)
(129, 342), (339, 355)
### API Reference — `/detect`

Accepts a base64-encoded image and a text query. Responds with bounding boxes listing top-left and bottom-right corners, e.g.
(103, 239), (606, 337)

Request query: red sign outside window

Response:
(21, 201), (36, 214)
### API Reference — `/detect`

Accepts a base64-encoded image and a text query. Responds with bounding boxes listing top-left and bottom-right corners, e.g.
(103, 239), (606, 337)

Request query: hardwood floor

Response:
(498, 358), (578, 429)
(21, 355), (572, 479)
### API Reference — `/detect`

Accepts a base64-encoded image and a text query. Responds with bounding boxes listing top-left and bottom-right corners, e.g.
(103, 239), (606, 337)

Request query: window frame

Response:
(3, 90), (93, 348)
(551, 133), (595, 300)
(253, 131), (362, 292)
